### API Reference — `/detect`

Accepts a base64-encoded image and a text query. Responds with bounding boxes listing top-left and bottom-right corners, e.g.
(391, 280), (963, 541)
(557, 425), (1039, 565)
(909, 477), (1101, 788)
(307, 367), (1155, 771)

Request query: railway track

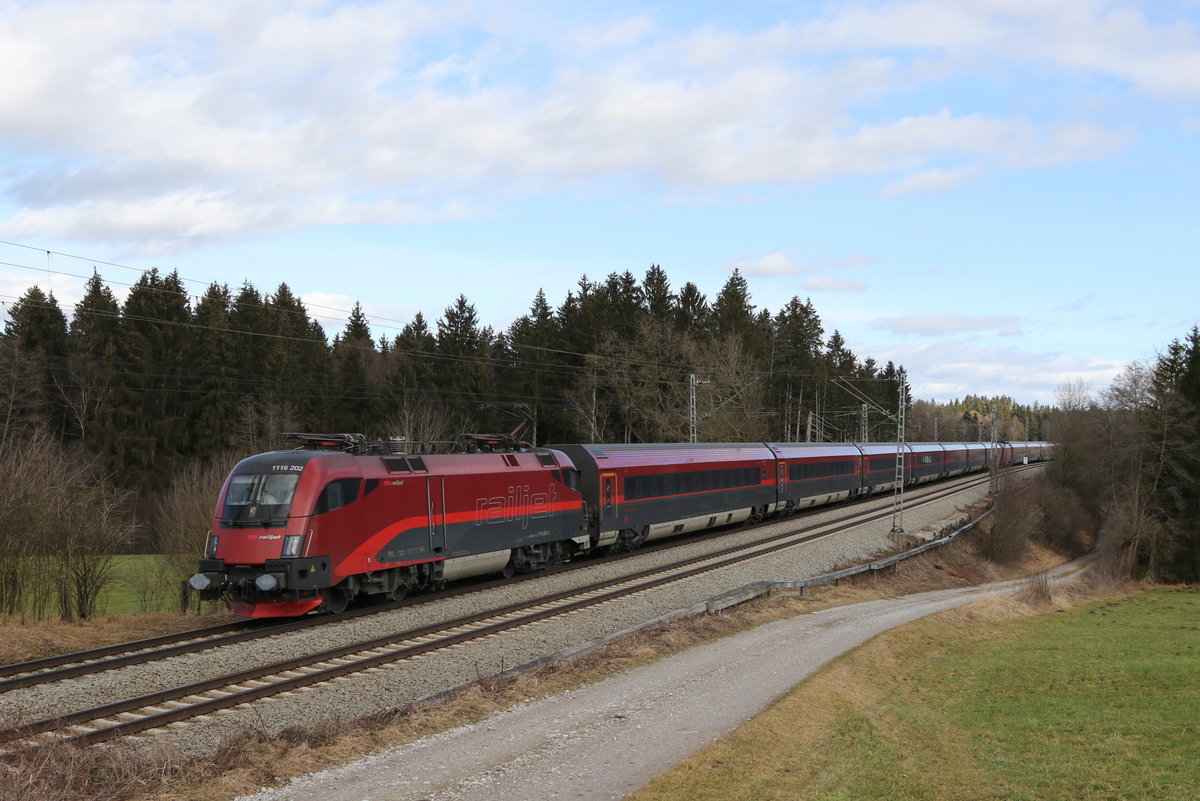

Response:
(0, 514), (810, 692)
(0, 575), (509, 694)
(0, 465), (1019, 694)
(0, 468), (1016, 753)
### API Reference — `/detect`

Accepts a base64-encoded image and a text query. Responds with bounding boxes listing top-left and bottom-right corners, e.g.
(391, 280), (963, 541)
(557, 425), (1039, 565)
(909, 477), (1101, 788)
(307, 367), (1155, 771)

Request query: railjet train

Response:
(190, 432), (1052, 617)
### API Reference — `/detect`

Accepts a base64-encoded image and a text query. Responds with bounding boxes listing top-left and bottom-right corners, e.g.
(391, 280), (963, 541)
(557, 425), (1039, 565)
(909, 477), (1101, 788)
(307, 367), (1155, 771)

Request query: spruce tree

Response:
(188, 283), (237, 460)
(268, 283), (331, 431)
(642, 265), (675, 322)
(4, 286), (69, 437)
(100, 269), (193, 490)
(507, 289), (567, 443)
(710, 269), (755, 340)
(675, 282), (709, 332)
(331, 302), (378, 435)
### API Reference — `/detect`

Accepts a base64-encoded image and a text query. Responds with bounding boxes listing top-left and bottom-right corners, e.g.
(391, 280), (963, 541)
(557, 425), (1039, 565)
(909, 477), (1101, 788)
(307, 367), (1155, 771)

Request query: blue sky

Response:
(1, 0), (1197, 405)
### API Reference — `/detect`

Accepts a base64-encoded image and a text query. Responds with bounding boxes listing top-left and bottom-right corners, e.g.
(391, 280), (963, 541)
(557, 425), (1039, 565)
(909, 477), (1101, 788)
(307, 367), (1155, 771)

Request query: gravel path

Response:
(0, 475), (995, 758)
(237, 548), (1087, 801)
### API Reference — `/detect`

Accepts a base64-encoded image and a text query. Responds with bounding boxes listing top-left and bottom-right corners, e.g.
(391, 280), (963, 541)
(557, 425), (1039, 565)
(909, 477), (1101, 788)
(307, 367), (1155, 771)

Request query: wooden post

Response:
(179, 580), (190, 615)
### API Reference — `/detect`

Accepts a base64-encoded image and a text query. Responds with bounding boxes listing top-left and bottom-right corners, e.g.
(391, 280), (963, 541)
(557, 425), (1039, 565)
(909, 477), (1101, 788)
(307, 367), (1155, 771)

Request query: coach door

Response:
(777, 461), (786, 496)
(427, 476), (447, 553)
(601, 472), (617, 522)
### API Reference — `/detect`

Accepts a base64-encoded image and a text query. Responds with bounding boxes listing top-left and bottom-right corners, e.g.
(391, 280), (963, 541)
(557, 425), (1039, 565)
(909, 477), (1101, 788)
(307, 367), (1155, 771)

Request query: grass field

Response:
(102, 554), (192, 615)
(630, 588), (1200, 801)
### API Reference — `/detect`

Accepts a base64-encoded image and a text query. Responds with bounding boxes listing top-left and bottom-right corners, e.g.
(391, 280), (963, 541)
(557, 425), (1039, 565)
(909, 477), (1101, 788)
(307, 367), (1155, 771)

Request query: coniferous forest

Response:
(2, 265), (1054, 480)
(7, 262), (1197, 620)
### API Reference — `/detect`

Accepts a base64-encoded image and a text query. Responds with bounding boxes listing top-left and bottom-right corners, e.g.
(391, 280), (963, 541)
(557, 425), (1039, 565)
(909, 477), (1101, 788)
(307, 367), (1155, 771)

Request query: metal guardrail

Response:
(703, 507), (995, 612)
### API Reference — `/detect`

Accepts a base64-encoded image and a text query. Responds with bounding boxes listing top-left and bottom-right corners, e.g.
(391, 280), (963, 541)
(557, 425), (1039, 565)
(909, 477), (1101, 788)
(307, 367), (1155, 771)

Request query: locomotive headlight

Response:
(281, 534), (305, 558)
(205, 531), (218, 558)
(255, 573), (280, 592)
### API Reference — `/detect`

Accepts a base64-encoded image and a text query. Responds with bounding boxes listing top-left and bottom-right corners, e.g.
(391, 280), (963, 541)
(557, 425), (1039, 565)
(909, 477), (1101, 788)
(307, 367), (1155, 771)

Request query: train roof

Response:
(766, 442), (862, 458)
(554, 442), (777, 466)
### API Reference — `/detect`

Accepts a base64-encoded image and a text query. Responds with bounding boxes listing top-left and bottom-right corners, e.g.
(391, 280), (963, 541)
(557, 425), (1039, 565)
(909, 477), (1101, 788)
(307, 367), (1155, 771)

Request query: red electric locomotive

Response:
(191, 433), (588, 617)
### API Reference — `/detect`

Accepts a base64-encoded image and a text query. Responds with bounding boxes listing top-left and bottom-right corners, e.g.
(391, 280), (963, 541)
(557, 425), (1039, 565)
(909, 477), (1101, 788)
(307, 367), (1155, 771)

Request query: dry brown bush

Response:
(1019, 570), (1053, 605)
(1, 739), (187, 801)
(151, 454), (241, 606)
(0, 426), (137, 621)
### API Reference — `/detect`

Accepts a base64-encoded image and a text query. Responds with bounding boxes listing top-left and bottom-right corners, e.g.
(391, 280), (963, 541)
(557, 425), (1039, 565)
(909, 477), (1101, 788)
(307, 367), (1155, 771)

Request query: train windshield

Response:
(221, 473), (301, 527)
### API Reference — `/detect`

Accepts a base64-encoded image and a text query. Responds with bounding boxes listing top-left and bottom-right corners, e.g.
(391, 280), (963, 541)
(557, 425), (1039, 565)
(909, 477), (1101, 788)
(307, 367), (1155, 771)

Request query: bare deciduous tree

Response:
(153, 454), (239, 587)
(384, 389), (464, 446)
(0, 425), (136, 621)
(234, 396), (298, 453)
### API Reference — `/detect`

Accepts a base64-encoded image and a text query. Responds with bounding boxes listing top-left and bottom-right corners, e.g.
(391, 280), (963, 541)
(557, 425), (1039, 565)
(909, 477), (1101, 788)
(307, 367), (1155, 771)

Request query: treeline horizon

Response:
(2, 264), (1052, 491)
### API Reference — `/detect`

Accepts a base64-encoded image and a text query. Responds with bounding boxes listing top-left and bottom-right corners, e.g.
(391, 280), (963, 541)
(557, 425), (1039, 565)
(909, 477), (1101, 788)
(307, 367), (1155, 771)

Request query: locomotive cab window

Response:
(221, 473), (300, 527)
(561, 468), (580, 491)
(314, 478), (361, 515)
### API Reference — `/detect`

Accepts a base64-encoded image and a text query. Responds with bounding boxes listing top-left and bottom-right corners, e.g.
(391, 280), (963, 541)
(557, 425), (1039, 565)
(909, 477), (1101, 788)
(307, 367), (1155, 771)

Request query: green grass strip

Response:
(633, 588), (1200, 801)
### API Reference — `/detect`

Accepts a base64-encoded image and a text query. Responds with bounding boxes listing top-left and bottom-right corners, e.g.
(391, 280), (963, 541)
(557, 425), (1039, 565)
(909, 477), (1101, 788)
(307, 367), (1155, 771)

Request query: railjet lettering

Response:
(475, 484), (556, 528)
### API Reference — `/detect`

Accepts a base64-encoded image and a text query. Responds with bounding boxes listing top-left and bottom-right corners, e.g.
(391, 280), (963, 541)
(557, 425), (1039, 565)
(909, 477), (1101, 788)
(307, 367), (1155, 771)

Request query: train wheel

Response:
(387, 582), (408, 602)
(320, 586), (351, 614)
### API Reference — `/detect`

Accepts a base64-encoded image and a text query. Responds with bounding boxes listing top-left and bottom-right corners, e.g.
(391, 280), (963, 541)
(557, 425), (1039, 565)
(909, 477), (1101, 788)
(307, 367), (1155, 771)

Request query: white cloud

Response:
(882, 165), (982, 196)
(810, 254), (878, 270)
(804, 276), (868, 292)
(740, 253), (804, 277)
(1054, 294), (1094, 313)
(873, 313), (1024, 336)
(799, 1), (1200, 98)
(864, 339), (1127, 404)
(0, 1), (1180, 252)
(571, 15), (656, 52)
(740, 252), (878, 279)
